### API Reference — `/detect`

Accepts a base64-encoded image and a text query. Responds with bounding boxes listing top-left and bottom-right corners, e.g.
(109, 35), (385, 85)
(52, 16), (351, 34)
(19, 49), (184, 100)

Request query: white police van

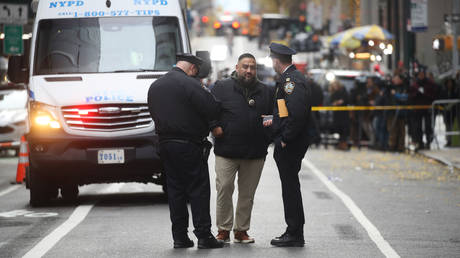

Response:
(8, 0), (192, 206)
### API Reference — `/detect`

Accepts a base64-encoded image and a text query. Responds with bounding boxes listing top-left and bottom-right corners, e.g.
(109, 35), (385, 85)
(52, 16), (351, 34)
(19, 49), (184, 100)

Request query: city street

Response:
(0, 0), (459, 257)
(0, 147), (459, 258)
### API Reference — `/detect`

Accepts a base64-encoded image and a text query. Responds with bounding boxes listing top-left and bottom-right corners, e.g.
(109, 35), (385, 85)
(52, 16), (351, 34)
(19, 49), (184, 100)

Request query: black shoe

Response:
(173, 237), (194, 249)
(198, 235), (225, 249)
(270, 232), (304, 247)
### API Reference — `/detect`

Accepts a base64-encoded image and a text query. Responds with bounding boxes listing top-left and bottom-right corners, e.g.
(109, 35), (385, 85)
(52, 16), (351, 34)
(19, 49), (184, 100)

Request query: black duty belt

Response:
(159, 137), (206, 146)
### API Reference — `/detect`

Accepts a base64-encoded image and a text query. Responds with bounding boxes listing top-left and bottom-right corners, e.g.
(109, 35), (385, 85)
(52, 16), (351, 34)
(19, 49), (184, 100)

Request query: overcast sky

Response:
(215, 0), (249, 12)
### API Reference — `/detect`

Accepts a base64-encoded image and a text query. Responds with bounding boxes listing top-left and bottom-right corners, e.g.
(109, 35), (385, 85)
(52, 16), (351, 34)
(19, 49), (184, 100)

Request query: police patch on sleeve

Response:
(284, 81), (295, 94)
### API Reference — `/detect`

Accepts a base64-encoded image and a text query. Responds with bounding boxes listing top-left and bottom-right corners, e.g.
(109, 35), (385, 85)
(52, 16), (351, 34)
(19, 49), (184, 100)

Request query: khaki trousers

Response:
(215, 155), (265, 232)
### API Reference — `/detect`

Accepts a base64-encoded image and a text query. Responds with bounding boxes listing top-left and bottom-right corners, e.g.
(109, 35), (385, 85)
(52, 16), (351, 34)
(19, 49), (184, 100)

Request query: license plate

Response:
(97, 149), (125, 164)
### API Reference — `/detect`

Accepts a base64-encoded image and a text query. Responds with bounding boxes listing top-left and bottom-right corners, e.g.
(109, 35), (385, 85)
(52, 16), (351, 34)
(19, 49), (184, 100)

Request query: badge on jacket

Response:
(284, 78), (295, 95)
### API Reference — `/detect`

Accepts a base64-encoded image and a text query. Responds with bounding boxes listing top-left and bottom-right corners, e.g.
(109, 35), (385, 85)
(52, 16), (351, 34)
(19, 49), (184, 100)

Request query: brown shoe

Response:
(216, 230), (230, 243)
(234, 231), (255, 243)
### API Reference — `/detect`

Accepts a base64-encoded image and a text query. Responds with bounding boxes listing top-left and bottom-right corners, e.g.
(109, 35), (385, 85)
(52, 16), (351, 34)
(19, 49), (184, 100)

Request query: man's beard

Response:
(239, 75), (256, 87)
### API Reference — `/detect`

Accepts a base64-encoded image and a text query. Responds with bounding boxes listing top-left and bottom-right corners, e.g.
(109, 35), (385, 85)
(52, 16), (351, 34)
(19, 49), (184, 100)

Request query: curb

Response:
(418, 150), (460, 173)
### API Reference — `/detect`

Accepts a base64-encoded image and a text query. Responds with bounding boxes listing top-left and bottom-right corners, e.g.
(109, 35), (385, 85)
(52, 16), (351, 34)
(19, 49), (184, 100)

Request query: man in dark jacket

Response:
(409, 70), (437, 149)
(385, 74), (409, 152)
(329, 80), (350, 150)
(268, 43), (312, 247)
(211, 53), (273, 244)
(147, 53), (223, 249)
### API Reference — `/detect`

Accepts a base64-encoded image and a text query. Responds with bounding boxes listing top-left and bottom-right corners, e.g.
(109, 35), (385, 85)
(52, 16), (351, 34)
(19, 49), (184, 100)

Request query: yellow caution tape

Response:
(311, 105), (433, 111)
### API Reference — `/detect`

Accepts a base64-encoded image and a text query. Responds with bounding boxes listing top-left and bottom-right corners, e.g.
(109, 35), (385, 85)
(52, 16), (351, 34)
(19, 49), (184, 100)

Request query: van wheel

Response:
(61, 184), (79, 203)
(29, 169), (54, 207)
(162, 184), (168, 195)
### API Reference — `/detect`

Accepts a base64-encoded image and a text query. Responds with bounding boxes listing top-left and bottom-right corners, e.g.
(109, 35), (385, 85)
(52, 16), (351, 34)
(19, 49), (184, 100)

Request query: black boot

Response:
(270, 232), (304, 247)
(198, 235), (225, 249)
(173, 237), (194, 249)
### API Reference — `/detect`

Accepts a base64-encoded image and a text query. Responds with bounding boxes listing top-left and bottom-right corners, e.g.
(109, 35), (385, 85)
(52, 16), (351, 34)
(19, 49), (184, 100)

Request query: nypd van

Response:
(8, 0), (192, 206)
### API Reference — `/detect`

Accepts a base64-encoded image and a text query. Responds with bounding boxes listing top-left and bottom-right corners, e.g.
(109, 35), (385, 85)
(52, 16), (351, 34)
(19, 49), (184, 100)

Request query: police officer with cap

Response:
(147, 53), (224, 249)
(268, 43), (312, 247)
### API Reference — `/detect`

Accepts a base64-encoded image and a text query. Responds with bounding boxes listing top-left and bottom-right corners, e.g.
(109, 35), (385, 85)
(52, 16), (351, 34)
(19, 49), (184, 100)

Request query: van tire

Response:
(162, 184), (168, 195)
(29, 169), (55, 207)
(61, 184), (79, 203)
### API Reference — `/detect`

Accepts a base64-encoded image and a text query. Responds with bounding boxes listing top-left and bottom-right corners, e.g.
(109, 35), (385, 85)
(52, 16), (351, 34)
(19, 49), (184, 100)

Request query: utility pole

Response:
(403, 0), (415, 71)
(453, 0), (459, 77)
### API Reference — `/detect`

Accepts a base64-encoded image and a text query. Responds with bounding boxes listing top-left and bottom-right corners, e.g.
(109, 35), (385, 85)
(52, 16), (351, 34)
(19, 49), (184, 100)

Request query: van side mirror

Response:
(8, 56), (29, 84)
(196, 50), (212, 79)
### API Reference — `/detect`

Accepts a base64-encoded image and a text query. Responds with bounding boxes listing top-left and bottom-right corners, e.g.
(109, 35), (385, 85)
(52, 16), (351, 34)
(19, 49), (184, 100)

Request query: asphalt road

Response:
(1, 146), (459, 258)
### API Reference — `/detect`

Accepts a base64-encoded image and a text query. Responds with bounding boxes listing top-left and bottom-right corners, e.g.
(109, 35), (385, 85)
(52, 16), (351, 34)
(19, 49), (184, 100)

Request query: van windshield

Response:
(34, 16), (183, 75)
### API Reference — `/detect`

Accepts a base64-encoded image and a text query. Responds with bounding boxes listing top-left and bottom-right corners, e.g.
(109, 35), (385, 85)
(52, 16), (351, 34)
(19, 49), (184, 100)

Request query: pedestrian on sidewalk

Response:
(268, 43), (313, 247)
(329, 80), (350, 150)
(384, 73), (409, 152)
(147, 53), (224, 249)
(211, 53), (274, 244)
(409, 69), (437, 150)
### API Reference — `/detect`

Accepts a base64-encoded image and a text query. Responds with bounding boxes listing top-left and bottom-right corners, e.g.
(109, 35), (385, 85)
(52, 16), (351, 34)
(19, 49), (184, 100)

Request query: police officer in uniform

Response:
(268, 43), (312, 247)
(147, 53), (224, 249)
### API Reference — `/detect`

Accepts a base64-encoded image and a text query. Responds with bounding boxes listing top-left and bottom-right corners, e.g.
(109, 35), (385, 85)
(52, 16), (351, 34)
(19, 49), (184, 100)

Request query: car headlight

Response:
(325, 72), (335, 82)
(30, 102), (61, 129)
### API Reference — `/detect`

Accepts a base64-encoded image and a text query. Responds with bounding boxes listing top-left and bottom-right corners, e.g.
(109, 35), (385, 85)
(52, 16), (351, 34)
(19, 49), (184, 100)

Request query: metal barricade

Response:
(431, 99), (460, 149)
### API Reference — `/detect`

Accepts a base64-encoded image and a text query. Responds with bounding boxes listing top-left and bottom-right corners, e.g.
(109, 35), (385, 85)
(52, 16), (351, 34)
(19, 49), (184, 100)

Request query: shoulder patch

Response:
(284, 81), (295, 94)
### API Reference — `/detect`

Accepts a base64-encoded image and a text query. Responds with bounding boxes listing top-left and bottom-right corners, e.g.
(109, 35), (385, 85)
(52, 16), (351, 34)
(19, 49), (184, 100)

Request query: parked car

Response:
(0, 84), (28, 155)
(309, 69), (373, 92)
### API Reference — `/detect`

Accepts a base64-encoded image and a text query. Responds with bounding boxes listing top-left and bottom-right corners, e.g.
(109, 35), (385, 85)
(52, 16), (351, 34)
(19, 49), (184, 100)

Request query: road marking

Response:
(0, 185), (21, 197)
(22, 183), (124, 258)
(303, 160), (400, 258)
(0, 209), (58, 218)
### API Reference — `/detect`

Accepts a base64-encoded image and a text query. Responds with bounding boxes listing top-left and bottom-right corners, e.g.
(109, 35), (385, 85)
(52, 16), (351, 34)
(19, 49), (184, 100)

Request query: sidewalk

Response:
(419, 147), (460, 171)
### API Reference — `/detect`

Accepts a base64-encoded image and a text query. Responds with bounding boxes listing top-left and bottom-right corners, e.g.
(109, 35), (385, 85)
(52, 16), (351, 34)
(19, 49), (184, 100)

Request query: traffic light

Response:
(432, 35), (460, 51)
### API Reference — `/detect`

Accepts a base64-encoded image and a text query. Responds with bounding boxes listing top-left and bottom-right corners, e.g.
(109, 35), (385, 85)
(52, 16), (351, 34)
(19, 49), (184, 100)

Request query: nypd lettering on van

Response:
(49, 1), (84, 8)
(39, 0), (178, 19)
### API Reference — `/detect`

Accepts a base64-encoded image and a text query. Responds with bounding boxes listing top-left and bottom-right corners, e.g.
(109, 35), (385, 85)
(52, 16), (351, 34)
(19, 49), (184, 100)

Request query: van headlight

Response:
(30, 102), (61, 129)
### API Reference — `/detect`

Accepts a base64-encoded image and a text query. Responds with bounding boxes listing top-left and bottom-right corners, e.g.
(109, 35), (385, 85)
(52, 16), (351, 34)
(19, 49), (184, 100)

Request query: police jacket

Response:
(272, 65), (312, 145)
(211, 74), (274, 159)
(147, 67), (220, 143)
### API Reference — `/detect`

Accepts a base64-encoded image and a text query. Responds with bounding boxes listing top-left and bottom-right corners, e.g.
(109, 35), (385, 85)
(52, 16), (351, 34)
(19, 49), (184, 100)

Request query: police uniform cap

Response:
(176, 53), (204, 67)
(269, 42), (297, 57)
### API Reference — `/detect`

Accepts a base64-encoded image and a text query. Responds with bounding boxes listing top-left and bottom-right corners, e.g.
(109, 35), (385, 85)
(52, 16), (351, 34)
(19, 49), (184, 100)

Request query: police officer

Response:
(147, 53), (224, 249)
(268, 43), (312, 247)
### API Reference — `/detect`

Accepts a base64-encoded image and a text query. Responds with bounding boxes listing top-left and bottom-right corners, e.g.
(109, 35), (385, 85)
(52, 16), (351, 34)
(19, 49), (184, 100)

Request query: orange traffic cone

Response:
(14, 136), (29, 184)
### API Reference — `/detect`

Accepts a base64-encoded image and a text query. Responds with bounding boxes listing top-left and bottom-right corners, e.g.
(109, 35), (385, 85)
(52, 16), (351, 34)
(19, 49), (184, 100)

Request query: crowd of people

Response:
(311, 66), (460, 152)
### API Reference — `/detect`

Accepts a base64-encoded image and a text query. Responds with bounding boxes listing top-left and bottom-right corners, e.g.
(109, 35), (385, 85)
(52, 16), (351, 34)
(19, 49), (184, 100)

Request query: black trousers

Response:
(273, 140), (309, 236)
(412, 110), (433, 147)
(159, 141), (212, 240)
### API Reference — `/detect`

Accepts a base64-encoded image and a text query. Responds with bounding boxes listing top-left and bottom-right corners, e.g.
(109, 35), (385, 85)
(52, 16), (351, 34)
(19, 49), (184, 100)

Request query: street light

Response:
(387, 44), (393, 51)
(368, 40), (375, 47)
(379, 42), (386, 49)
